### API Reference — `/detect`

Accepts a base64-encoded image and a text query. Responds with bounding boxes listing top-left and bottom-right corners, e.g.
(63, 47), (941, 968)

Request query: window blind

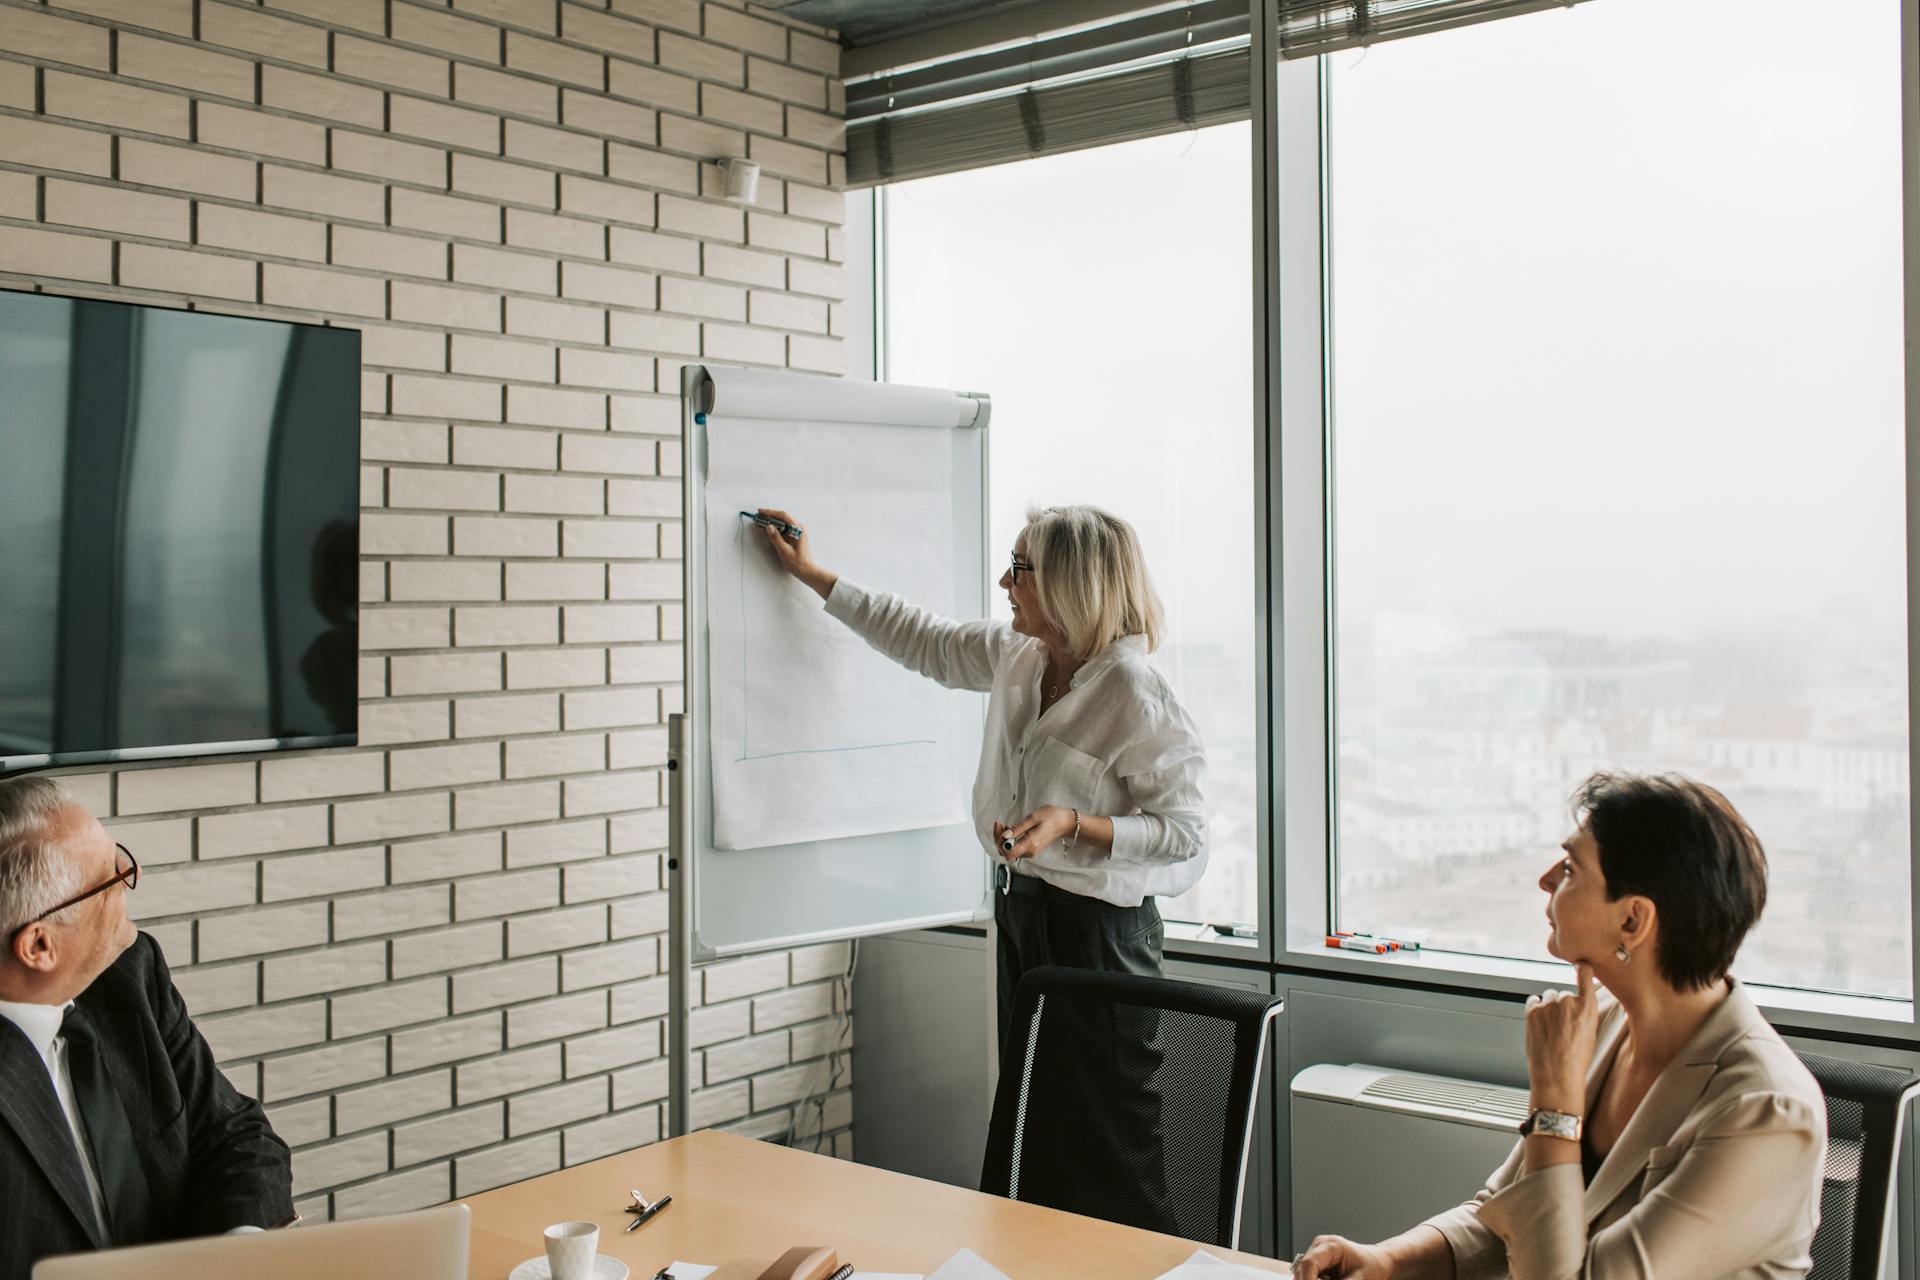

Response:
(846, 0), (1250, 188)
(848, 44), (1251, 186)
(846, 0), (1598, 188)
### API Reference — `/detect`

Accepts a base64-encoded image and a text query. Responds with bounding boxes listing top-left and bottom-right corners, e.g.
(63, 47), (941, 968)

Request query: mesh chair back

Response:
(980, 966), (1282, 1249)
(1797, 1050), (1920, 1280)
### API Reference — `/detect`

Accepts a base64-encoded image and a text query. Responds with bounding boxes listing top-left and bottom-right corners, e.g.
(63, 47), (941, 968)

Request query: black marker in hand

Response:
(740, 510), (803, 540)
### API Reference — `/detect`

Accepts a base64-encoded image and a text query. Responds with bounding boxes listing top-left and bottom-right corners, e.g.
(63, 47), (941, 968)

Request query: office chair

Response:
(981, 966), (1282, 1249)
(1797, 1050), (1920, 1280)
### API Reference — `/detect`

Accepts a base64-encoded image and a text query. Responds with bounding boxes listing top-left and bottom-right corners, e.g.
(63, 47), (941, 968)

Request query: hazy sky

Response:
(1330, 0), (1908, 639)
(884, 127), (1254, 651)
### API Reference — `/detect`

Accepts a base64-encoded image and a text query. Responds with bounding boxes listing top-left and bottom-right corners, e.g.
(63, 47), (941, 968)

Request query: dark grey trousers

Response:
(991, 876), (1170, 1233)
(993, 876), (1165, 1046)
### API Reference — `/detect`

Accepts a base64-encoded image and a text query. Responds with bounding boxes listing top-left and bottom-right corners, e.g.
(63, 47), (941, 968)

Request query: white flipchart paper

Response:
(705, 415), (969, 851)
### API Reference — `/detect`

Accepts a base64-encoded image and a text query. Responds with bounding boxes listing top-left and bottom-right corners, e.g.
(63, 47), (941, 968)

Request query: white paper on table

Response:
(705, 415), (969, 850)
(1151, 1248), (1288, 1279)
(923, 1248), (1012, 1280)
(658, 1265), (919, 1280)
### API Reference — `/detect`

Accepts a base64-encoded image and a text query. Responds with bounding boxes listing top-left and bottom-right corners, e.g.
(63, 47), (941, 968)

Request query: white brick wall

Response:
(4, 0), (853, 1220)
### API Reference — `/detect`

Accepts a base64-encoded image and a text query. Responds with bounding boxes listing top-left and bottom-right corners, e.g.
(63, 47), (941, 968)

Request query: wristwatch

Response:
(1518, 1109), (1583, 1141)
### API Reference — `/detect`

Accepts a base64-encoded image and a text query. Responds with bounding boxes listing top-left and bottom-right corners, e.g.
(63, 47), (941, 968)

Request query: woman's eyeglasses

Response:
(9, 844), (139, 944)
(1009, 558), (1035, 586)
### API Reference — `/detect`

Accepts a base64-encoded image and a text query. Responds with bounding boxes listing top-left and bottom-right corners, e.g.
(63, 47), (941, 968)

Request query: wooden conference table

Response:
(462, 1130), (1287, 1278)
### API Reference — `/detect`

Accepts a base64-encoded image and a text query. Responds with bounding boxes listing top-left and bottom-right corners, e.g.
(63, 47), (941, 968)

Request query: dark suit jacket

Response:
(0, 931), (293, 1278)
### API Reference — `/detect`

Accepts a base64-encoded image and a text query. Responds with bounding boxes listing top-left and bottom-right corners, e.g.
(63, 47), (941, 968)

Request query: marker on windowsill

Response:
(1338, 929), (1422, 952)
(1210, 923), (1258, 939)
(1327, 934), (1389, 954)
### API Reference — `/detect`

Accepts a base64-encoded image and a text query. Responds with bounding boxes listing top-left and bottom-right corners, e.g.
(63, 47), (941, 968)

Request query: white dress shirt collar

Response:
(0, 996), (72, 1060)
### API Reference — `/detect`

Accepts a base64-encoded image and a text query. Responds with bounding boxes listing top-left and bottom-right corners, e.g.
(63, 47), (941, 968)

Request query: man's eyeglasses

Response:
(1009, 558), (1035, 586)
(10, 844), (138, 944)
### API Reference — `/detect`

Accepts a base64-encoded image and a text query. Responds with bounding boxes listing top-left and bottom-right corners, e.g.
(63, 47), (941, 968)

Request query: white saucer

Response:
(507, 1255), (631, 1280)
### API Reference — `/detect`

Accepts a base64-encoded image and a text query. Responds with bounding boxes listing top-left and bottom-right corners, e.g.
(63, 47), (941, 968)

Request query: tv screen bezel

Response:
(0, 286), (364, 775)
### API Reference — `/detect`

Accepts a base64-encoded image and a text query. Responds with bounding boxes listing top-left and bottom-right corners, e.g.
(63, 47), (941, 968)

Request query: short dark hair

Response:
(1574, 772), (1768, 992)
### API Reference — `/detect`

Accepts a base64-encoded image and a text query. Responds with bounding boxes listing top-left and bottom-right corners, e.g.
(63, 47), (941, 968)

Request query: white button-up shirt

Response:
(825, 579), (1208, 907)
(0, 997), (109, 1238)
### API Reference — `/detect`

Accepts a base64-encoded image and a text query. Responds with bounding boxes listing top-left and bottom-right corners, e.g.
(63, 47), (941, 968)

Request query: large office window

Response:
(1323, 0), (1911, 997)
(885, 125), (1258, 929)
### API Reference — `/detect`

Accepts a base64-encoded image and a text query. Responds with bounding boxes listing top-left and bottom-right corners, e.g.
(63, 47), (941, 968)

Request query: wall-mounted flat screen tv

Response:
(0, 289), (361, 771)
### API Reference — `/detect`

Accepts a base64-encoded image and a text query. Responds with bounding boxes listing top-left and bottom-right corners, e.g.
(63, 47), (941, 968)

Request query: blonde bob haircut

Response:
(1021, 505), (1164, 661)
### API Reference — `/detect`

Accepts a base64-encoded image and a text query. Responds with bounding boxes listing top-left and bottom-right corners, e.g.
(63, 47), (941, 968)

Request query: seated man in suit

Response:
(0, 776), (294, 1277)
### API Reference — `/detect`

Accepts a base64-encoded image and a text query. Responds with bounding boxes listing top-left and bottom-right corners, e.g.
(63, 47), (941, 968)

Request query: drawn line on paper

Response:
(733, 515), (937, 762)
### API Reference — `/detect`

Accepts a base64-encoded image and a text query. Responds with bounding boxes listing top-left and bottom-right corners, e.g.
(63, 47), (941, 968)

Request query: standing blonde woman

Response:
(753, 503), (1208, 1043)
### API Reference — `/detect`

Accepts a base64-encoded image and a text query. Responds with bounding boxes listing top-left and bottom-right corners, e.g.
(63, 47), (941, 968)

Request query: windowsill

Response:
(932, 923), (1915, 1038)
(1279, 940), (1917, 1038)
(1165, 920), (1264, 957)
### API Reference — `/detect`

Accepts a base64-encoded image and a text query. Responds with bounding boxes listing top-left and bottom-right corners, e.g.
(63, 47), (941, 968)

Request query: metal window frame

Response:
(1265, 0), (1920, 1041)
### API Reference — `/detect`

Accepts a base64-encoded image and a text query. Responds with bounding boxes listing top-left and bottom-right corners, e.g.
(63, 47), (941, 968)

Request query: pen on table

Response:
(741, 510), (804, 540)
(625, 1193), (673, 1233)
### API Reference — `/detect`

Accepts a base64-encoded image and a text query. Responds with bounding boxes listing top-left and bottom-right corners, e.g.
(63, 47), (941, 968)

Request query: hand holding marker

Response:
(742, 510), (804, 541)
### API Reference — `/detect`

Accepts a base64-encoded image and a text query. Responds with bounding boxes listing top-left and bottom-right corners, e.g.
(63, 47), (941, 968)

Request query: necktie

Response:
(60, 1005), (153, 1245)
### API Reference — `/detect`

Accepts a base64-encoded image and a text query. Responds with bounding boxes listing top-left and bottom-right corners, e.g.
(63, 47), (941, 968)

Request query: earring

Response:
(1614, 944), (1631, 963)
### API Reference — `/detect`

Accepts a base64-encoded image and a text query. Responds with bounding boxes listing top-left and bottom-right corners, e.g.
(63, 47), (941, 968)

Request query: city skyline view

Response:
(1329, 0), (1911, 997)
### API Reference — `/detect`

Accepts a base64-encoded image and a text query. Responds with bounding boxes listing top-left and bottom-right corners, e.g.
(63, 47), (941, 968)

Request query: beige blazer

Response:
(1421, 978), (1827, 1280)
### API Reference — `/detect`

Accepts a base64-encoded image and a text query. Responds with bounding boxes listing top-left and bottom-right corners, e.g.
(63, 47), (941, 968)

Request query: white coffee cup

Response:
(543, 1220), (599, 1280)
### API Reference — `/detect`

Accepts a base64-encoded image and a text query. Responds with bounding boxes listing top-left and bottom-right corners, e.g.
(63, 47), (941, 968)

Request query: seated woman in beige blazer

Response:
(1295, 772), (1827, 1280)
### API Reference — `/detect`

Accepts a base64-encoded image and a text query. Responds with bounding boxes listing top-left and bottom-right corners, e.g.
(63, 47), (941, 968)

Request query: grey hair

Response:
(1021, 505), (1164, 661)
(0, 777), (86, 935)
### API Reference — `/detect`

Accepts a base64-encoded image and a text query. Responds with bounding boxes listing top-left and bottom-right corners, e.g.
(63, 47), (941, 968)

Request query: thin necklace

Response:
(1045, 658), (1074, 701)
